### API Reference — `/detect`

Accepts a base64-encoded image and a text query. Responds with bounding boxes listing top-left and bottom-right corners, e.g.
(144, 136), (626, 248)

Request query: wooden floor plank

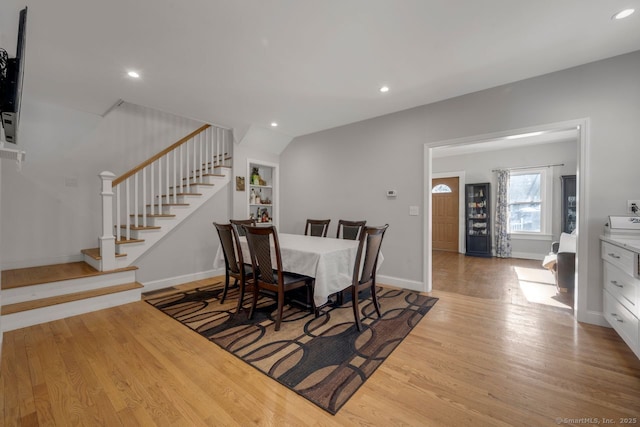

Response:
(2, 257), (639, 426)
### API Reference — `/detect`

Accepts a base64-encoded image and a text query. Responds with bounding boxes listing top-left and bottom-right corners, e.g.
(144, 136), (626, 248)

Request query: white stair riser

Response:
(146, 204), (191, 215)
(122, 228), (162, 241)
(116, 241), (145, 254)
(83, 255), (102, 271)
(2, 288), (142, 332)
(127, 216), (176, 228)
(155, 194), (201, 205)
(3, 270), (137, 305)
(184, 175), (228, 185)
(169, 184), (213, 193)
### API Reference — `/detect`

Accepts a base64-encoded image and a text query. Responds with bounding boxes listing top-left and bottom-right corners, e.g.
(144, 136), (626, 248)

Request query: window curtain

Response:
(495, 169), (512, 258)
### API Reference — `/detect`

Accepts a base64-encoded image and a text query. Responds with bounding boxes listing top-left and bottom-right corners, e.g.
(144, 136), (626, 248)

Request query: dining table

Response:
(214, 232), (383, 307)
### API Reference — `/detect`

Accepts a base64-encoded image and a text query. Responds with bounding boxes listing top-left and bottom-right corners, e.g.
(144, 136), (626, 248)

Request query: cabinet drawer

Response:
(604, 290), (639, 351)
(601, 241), (636, 276)
(603, 262), (639, 317)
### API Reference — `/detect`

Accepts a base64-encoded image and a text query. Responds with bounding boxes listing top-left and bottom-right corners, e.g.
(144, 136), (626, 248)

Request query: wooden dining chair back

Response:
(336, 220), (367, 240)
(350, 224), (389, 331)
(230, 218), (256, 237)
(304, 219), (331, 237)
(244, 225), (315, 331)
(213, 222), (252, 311)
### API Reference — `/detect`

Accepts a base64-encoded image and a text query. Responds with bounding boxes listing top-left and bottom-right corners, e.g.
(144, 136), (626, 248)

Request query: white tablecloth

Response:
(214, 233), (383, 306)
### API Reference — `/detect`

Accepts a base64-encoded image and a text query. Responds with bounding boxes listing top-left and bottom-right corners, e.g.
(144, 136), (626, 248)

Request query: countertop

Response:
(600, 234), (640, 253)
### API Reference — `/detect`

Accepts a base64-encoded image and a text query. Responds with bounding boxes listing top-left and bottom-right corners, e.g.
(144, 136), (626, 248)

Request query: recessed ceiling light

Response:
(612, 8), (635, 20)
(270, 122), (278, 127)
(379, 86), (390, 93)
(127, 71), (140, 78)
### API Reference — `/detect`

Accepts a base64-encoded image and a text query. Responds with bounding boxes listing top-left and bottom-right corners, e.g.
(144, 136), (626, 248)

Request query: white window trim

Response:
(509, 167), (553, 238)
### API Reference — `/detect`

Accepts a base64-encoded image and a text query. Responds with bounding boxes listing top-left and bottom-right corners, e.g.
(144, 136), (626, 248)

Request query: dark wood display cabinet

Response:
(465, 183), (492, 257)
(561, 175), (576, 234)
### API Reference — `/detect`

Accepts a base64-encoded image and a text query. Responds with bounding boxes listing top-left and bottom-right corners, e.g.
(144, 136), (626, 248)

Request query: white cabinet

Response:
(247, 161), (277, 226)
(600, 238), (640, 358)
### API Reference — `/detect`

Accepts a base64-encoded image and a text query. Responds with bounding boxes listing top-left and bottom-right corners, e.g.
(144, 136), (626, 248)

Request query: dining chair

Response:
(213, 222), (253, 312)
(336, 219), (367, 240)
(304, 219), (331, 237)
(230, 218), (256, 237)
(349, 224), (389, 331)
(244, 225), (316, 331)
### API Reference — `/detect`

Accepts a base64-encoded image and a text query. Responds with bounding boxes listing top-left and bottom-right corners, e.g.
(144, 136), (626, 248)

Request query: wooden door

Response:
(432, 177), (459, 252)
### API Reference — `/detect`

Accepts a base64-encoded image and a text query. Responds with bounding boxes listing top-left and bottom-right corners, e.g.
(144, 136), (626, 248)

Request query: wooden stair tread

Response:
(168, 183), (214, 189)
(157, 193), (202, 197)
(130, 214), (176, 218)
(1, 262), (138, 290)
(182, 173), (225, 181)
(119, 225), (161, 230)
(1, 282), (144, 315)
(146, 203), (189, 207)
(115, 237), (145, 244)
(81, 248), (127, 260)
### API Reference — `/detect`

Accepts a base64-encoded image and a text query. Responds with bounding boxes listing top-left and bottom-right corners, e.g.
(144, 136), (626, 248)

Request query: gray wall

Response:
(135, 187), (231, 284)
(280, 50), (640, 321)
(434, 140), (578, 259)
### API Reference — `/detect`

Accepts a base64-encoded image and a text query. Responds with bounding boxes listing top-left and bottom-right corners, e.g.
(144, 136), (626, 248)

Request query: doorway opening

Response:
(423, 119), (589, 320)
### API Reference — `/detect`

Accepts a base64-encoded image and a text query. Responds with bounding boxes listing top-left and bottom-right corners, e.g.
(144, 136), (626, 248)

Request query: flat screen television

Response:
(0, 7), (28, 144)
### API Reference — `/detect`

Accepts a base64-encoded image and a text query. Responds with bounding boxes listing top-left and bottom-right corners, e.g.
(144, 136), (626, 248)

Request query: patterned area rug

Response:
(145, 281), (438, 414)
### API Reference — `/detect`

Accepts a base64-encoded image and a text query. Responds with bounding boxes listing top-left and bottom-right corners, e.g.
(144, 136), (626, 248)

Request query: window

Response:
(432, 184), (452, 193)
(508, 168), (552, 235)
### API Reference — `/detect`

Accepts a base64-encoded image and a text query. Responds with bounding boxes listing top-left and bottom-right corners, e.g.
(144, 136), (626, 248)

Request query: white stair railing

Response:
(98, 124), (231, 270)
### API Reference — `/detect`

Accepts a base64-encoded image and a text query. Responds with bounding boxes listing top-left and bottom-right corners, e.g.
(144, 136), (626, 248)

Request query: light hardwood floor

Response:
(1, 262), (639, 425)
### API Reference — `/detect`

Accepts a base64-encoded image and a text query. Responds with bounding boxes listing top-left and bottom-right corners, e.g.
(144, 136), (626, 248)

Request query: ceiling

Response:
(2, 1), (639, 143)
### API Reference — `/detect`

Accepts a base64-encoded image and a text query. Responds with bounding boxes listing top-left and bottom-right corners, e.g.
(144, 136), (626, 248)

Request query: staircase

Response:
(1, 124), (232, 332)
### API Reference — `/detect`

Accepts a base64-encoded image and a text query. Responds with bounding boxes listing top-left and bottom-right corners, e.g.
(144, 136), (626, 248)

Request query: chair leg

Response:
(352, 285), (362, 331)
(370, 284), (381, 318)
(235, 279), (245, 314)
(221, 271), (231, 303)
(275, 291), (285, 331)
(336, 290), (344, 306)
(248, 283), (259, 320)
(308, 280), (318, 318)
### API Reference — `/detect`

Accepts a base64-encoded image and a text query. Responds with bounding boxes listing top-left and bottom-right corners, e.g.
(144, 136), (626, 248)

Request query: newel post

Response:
(99, 171), (117, 271)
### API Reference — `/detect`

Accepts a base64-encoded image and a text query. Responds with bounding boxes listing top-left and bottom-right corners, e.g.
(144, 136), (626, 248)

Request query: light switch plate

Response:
(409, 205), (419, 216)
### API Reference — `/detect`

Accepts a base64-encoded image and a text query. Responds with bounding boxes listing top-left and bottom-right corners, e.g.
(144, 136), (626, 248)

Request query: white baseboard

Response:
(376, 274), (424, 293)
(576, 308), (608, 327)
(511, 251), (545, 261)
(1, 253), (85, 270)
(141, 268), (225, 292)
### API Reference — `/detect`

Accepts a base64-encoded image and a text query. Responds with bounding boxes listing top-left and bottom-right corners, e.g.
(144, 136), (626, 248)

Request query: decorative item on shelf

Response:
(261, 208), (269, 223)
(250, 188), (256, 204)
(259, 177), (267, 186)
(249, 213), (255, 220)
(251, 167), (261, 186)
(255, 191), (261, 205)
